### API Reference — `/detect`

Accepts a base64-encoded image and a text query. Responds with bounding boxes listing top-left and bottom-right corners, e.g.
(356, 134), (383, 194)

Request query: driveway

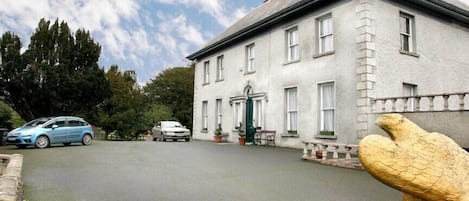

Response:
(0, 141), (400, 201)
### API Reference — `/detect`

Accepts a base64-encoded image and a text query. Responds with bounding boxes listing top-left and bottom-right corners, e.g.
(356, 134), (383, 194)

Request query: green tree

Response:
(97, 65), (147, 140)
(0, 18), (110, 121)
(144, 66), (194, 129)
(140, 103), (172, 130)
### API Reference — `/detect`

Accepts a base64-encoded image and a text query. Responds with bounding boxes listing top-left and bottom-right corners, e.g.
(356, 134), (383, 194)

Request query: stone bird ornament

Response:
(358, 114), (469, 201)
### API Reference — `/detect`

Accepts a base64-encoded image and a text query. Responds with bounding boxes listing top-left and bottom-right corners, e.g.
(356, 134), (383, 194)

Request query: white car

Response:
(152, 121), (190, 142)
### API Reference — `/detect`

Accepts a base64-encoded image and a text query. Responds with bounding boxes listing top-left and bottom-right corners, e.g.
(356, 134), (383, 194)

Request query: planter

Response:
(315, 150), (323, 159)
(214, 135), (222, 143)
(238, 137), (246, 145)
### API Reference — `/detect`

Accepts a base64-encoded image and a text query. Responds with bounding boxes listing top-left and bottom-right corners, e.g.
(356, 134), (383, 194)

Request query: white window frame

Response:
(246, 43), (255, 73)
(202, 101), (208, 131)
(400, 12), (416, 53)
(403, 83), (417, 111)
(215, 99), (222, 126)
(253, 99), (263, 129)
(319, 82), (335, 135)
(234, 102), (243, 128)
(216, 55), (224, 81)
(203, 61), (210, 84)
(286, 87), (298, 134)
(286, 27), (299, 62)
(317, 14), (334, 54)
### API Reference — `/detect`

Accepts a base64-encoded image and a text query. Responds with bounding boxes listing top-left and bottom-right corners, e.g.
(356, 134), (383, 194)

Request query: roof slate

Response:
(187, 0), (469, 60)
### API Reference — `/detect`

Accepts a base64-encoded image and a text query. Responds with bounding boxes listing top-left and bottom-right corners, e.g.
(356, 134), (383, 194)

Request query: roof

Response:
(187, 0), (469, 60)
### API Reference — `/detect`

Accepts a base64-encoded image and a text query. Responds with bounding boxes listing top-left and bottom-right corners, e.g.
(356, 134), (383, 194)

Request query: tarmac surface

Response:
(0, 140), (401, 201)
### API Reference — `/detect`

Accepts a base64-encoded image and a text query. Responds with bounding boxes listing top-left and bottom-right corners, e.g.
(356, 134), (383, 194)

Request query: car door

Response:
(67, 119), (83, 142)
(49, 120), (68, 143)
(154, 122), (162, 139)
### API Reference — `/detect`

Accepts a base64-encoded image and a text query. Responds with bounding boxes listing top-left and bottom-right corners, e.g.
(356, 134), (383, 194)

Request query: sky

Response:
(1, 0), (468, 85)
(0, 0), (260, 85)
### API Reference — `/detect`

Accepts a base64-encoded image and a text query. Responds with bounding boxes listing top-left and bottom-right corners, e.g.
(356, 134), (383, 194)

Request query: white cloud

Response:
(155, 0), (249, 28)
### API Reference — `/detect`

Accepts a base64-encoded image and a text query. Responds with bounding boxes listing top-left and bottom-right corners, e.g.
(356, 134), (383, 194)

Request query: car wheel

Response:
(82, 134), (92, 145)
(152, 137), (156, 141)
(16, 145), (27, 149)
(35, 135), (50, 148)
(63, 142), (72, 146)
(185, 138), (190, 142)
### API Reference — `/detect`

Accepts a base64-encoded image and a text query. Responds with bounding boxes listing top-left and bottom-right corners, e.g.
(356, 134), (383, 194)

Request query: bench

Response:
(254, 130), (276, 146)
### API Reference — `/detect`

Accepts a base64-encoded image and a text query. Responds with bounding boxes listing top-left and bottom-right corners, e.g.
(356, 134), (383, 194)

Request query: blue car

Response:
(6, 116), (94, 148)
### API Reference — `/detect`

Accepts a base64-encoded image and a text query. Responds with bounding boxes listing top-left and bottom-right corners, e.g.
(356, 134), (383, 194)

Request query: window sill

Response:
(315, 135), (337, 139)
(201, 129), (208, 133)
(281, 134), (299, 138)
(215, 79), (224, 83)
(202, 82), (210, 86)
(283, 59), (300, 66)
(244, 70), (256, 75)
(399, 50), (419, 58)
(313, 51), (335, 59)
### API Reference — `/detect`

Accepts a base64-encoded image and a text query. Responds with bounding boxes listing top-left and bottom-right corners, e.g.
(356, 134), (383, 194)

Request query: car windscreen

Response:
(24, 118), (51, 127)
(161, 122), (182, 128)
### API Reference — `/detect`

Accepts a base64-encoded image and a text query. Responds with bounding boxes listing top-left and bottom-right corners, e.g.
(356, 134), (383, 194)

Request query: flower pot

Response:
(315, 150), (323, 159)
(214, 135), (222, 143)
(238, 137), (246, 145)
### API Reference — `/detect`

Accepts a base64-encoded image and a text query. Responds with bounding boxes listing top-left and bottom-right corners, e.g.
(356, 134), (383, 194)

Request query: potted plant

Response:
(238, 122), (246, 145)
(214, 123), (223, 143)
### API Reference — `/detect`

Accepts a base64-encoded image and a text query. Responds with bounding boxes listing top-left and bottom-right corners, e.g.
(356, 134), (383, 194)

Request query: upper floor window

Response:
(246, 43), (255, 73)
(216, 55), (224, 81)
(203, 61), (210, 84)
(286, 87), (298, 134)
(286, 27), (299, 62)
(317, 14), (334, 54)
(400, 12), (416, 53)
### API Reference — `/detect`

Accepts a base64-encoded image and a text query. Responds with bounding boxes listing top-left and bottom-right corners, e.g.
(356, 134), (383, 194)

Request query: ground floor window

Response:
(253, 99), (263, 129)
(202, 101), (208, 131)
(319, 82), (335, 136)
(234, 102), (243, 128)
(215, 99), (222, 126)
(286, 87), (298, 134)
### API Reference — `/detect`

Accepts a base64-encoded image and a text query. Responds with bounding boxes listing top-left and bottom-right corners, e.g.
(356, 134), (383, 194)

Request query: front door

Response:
(245, 97), (256, 143)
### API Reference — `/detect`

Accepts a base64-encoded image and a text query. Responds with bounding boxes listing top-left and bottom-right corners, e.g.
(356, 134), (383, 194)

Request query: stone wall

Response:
(0, 154), (23, 201)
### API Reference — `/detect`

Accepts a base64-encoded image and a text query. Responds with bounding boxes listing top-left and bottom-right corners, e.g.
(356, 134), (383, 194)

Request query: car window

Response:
(69, 120), (85, 127)
(162, 122), (182, 128)
(55, 120), (67, 128)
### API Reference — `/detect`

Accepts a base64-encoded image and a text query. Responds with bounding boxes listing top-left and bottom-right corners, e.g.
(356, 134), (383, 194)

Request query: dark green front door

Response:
(246, 97), (256, 143)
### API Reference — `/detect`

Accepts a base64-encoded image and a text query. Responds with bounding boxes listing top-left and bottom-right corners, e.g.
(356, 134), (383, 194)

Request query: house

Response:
(186, 0), (469, 148)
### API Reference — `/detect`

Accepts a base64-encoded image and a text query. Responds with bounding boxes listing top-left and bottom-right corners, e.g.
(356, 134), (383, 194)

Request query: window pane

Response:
(290, 111), (297, 131)
(323, 110), (334, 131)
(401, 35), (409, 51)
(322, 84), (334, 108)
(288, 88), (297, 110)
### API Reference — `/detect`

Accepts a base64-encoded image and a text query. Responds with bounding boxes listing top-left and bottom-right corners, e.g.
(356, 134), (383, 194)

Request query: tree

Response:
(97, 65), (147, 140)
(144, 66), (194, 129)
(0, 18), (110, 121)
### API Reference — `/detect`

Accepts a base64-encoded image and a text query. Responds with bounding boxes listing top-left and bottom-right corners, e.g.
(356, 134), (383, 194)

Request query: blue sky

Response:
(1, 0), (468, 84)
(0, 0), (260, 84)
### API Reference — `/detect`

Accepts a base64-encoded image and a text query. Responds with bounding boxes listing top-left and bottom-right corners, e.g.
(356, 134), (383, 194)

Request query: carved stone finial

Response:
(358, 114), (469, 201)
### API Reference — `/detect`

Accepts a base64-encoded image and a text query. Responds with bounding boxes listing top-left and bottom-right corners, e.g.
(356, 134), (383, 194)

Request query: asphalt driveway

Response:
(0, 140), (401, 201)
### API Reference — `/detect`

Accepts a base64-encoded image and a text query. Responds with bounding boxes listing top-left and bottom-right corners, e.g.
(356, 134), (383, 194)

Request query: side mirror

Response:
(157, 126), (161, 129)
(52, 125), (58, 129)
(183, 126), (186, 128)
